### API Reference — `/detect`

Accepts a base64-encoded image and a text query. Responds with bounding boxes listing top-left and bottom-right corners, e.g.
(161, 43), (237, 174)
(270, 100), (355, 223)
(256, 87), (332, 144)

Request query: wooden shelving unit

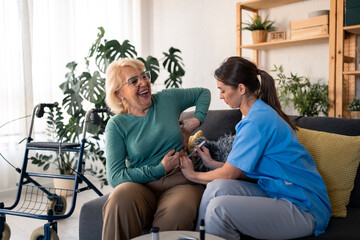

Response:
(237, 0), (337, 117)
(238, 0), (303, 11)
(344, 24), (360, 34)
(335, 0), (360, 118)
(240, 34), (329, 50)
(343, 70), (360, 75)
(236, 0), (333, 65)
(237, 0), (360, 118)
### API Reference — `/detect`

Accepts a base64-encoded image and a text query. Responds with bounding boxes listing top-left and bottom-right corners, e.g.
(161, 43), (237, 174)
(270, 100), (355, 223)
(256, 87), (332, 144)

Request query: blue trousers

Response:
(197, 179), (315, 240)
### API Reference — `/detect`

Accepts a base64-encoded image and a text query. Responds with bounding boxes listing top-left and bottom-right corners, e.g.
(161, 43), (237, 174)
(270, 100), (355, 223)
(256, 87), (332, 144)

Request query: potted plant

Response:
(30, 27), (186, 188)
(273, 65), (329, 117)
(348, 98), (360, 119)
(243, 15), (276, 44)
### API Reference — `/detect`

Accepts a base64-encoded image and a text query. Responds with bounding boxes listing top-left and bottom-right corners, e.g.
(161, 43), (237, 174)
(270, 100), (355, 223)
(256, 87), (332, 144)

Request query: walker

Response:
(0, 103), (106, 240)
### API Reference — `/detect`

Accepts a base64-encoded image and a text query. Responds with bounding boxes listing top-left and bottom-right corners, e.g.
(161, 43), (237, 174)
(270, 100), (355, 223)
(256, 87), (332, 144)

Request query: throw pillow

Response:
(296, 127), (360, 217)
(192, 134), (235, 172)
(188, 130), (204, 154)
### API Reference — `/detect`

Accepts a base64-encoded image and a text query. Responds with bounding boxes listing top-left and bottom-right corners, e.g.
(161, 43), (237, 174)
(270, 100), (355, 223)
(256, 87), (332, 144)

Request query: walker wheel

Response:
(1, 223), (11, 240)
(30, 226), (59, 240)
(47, 195), (67, 215)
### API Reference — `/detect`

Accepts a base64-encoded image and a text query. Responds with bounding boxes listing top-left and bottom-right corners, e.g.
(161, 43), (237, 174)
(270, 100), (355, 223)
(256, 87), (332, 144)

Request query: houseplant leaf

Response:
(138, 56), (160, 83)
(163, 47), (185, 75)
(79, 71), (105, 104)
(96, 39), (137, 73)
(273, 65), (328, 116)
(86, 27), (105, 68)
(62, 89), (83, 116)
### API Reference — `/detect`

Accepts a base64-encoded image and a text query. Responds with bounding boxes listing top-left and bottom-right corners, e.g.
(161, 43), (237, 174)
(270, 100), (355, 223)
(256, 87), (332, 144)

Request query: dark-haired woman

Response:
(180, 56), (330, 239)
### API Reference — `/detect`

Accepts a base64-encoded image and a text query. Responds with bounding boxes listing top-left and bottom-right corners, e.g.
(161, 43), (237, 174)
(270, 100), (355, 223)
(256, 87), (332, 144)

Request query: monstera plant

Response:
(31, 27), (185, 187)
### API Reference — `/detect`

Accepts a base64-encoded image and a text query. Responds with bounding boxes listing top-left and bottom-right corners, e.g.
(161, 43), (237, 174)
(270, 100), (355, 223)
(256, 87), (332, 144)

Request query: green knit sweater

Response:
(105, 88), (211, 187)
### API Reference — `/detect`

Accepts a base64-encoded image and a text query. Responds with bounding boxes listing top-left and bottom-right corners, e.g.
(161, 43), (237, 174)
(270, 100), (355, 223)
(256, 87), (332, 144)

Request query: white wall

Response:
(149, 0), (330, 114)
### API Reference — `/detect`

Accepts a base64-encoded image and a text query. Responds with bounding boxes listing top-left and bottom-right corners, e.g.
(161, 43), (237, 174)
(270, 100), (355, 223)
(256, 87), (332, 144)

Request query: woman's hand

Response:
(196, 145), (224, 169)
(180, 118), (201, 151)
(179, 155), (195, 180)
(161, 149), (180, 173)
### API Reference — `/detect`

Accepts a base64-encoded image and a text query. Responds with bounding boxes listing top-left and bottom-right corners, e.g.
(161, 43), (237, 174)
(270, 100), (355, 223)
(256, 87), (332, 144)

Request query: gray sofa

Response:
(79, 109), (360, 240)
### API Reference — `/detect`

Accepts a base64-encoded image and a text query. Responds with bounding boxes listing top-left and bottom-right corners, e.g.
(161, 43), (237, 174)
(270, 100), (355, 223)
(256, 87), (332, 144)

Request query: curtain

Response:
(0, 0), (141, 190)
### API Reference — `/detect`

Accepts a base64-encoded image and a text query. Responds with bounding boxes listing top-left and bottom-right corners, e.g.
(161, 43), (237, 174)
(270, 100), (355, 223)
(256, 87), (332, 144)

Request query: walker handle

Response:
(36, 103), (59, 118)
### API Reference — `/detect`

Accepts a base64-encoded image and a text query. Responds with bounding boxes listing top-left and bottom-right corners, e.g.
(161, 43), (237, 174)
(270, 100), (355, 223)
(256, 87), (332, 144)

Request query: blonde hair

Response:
(105, 58), (145, 114)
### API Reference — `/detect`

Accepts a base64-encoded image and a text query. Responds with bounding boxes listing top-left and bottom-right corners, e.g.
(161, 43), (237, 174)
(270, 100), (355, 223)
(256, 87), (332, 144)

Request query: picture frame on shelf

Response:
(269, 31), (286, 42)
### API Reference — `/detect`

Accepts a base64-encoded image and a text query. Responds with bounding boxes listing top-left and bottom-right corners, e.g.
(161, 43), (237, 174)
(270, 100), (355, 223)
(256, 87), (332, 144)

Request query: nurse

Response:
(180, 56), (331, 240)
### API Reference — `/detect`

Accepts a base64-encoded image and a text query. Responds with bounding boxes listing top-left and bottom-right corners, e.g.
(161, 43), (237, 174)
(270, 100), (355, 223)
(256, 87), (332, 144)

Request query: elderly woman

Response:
(102, 58), (211, 240)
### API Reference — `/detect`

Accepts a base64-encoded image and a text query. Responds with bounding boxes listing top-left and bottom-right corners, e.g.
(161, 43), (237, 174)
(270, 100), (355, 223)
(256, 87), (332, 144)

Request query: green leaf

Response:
(242, 15), (276, 31)
(349, 98), (360, 111)
(273, 65), (328, 116)
(87, 27), (105, 60)
(79, 71), (106, 104)
(60, 61), (79, 93)
(162, 47), (185, 88)
(96, 39), (137, 73)
(62, 90), (83, 116)
(138, 56), (160, 84)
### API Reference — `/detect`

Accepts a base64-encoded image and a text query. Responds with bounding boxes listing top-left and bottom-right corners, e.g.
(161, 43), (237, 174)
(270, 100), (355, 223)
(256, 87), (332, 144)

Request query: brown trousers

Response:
(102, 168), (204, 240)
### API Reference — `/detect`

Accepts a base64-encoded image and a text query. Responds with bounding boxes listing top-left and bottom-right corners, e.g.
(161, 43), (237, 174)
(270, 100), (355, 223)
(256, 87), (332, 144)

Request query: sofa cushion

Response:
(79, 193), (109, 240)
(289, 116), (360, 208)
(188, 130), (204, 155)
(296, 127), (360, 217)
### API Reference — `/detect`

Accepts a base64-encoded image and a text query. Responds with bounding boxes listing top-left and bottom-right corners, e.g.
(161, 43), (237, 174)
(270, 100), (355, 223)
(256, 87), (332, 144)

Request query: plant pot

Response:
(252, 30), (268, 44)
(53, 178), (75, 197)
(350, 111), (360, 119)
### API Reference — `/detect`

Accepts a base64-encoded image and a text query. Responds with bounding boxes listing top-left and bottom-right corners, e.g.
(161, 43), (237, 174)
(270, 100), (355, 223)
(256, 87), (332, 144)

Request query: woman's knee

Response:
(161, 185), (203, 212)
(154, 184), (203, 230)
(205, 179), (265, 198)
(204, 179), (238, 198)
(106, 182), (152, 208)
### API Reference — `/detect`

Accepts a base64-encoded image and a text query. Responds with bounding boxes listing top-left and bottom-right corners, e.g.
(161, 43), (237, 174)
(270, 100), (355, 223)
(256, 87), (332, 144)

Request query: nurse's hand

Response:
(179, 155), (195, 180)
(196, 145), (224, 169)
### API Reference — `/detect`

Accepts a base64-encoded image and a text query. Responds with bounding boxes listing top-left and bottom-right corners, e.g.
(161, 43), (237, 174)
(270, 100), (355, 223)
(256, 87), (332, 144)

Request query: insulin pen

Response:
(200, 219), (205, 240)
(188, 140), (206, 158)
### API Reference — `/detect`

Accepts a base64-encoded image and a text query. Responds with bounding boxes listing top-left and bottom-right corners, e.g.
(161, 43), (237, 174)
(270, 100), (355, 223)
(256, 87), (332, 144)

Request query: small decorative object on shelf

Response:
(348, 98), (360, 119)
(269, 31), (286, 42)
(290, 15), (328, 40)
(242, 15), (276, 44)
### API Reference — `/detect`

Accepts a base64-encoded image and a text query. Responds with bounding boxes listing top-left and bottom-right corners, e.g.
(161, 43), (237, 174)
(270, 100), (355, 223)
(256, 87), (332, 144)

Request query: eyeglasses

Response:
(120, 70), (151, 89)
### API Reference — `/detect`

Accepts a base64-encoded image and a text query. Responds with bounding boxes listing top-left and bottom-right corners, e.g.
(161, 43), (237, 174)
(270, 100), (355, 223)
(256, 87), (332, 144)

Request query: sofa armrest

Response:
(79, 193), (109, 240)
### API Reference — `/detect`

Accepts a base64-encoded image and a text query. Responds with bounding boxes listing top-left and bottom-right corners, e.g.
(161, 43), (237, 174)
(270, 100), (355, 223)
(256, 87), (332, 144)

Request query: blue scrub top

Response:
(227, 99), (331, 236)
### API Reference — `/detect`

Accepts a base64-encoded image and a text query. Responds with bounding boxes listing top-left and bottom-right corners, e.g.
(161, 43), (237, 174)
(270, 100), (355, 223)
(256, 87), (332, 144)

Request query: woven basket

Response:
(252, 30), (268, 44)
(349, 111), (360, 119)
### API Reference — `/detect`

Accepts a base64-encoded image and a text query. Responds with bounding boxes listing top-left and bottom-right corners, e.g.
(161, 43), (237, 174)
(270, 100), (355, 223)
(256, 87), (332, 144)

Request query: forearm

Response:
(181, 117), (201, 134)
(206, 160), (224, 169)
(186, 162), (244, 185)
(186, 169), (226, 185)
(193, 88), (211, 123)
(107, 163), (165, 187)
